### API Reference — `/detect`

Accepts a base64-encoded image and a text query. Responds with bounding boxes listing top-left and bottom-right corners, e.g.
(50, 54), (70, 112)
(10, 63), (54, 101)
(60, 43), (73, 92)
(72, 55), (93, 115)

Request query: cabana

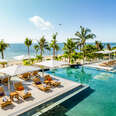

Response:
(35, 60), (69, 76)
(36, 60), (69, 68)
(0, 65), (40, 92)
(95, 50), (116, 61)
(14, 55), (35, 60)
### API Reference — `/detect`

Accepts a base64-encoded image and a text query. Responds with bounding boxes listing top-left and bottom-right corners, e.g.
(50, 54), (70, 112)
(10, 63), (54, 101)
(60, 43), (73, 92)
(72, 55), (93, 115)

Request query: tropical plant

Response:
(35, 55), (43, 62)
(50, 32), (59, 59)
(107, 43), (111, 50)
(38, 36), (49, 60)
(75, 26), (96, 62)
(95, 41), (104, 50)
(0, 40), (9, 59)
(112, 46), (116, 50)
(0, 62), (7, 68)
(83, 44), (97, 60)
(33, 44), (39, 56)
(61, 53), (69, 62)
(24, 38), (32, 56)
(72, 38), (82, 52)
(63, 38), (77, 63)
(70, 52), (79, 64)
(30, 58), (35, 64)
(45, 44), (51, 56)
(23, 59), (31, 65)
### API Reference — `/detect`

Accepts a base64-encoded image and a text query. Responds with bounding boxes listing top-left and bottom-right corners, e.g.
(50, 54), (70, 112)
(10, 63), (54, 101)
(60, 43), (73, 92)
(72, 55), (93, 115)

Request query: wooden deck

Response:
(0, 74), (82, 116)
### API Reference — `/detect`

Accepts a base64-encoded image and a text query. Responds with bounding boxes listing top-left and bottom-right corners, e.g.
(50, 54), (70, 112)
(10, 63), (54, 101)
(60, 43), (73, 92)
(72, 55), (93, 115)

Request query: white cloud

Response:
(29, 16), (53, 30)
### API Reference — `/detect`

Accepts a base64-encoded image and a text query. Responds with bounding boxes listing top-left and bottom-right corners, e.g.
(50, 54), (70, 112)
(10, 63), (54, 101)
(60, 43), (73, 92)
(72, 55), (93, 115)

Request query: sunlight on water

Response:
(46, 67), (116, 116)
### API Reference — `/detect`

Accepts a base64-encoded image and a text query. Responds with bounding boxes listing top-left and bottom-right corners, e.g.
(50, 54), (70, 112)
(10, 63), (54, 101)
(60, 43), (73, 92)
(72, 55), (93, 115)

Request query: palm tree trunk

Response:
(53, 48), (55, 59)
(1, 50), (4, 59)
(36, 51), (37, 56)
(69, 56), (70, 63)
(80, 45), (81, 52)
(40, 49), (43, 61)
(82, 44), (85, 64)
(40, 49), (42, 56)
(28, 46), (30, 56)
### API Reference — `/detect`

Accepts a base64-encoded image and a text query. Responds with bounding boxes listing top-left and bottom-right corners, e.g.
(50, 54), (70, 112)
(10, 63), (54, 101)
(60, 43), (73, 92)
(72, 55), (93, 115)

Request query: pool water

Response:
(46, 66), (116, 116)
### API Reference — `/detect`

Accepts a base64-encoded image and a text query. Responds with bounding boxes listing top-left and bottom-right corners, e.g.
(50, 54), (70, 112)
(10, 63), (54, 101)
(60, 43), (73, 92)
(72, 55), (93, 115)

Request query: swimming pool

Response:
(45, 66), (116, 116)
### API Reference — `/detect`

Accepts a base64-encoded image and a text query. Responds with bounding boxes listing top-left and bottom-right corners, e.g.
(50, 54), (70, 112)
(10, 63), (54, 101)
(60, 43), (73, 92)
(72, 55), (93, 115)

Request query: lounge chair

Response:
(0, 86), (12, 108)
(1, 77), (8, 85)
(18, 73), (30, 80)
(44, 75), (61, 87)
(14, 82), (31, 99)
(31, 71), (40, 77)
(32, 77), (50, 91)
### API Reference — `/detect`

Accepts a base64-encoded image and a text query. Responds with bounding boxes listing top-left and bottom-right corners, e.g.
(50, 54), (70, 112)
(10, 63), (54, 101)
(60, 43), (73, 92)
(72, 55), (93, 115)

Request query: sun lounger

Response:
(32, 77), (50, 91)
(18, 73), (30, 80)
(44, 75), (61, 87)
(31, 71), (40, 76)
(0, 86), (12, 108)
(14, 82), (31, 99)
(1, 77), (8, 85)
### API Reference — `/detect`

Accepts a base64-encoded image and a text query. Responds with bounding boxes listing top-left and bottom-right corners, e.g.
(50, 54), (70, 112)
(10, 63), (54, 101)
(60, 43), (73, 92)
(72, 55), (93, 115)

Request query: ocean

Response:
(1, 43), (116, 60)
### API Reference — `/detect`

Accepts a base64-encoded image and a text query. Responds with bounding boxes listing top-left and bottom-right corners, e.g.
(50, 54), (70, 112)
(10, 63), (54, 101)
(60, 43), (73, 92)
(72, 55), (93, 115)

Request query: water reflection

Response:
(74, 67), (92, 84)
(94, 72), (113, 80)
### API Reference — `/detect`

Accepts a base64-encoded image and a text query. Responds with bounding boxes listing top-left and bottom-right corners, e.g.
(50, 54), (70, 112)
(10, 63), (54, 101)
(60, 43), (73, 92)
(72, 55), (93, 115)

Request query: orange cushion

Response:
(17, 86), (24, 91)
(47, 77), (52, 81)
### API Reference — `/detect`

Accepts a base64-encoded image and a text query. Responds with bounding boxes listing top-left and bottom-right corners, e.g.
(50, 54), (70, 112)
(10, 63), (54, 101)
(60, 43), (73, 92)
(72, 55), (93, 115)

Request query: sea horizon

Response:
(2, 42), (116, 60)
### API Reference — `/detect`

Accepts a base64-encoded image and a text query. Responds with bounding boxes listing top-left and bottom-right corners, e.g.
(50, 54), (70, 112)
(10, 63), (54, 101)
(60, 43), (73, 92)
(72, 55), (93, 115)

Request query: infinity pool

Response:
(45, 66), (116, 116)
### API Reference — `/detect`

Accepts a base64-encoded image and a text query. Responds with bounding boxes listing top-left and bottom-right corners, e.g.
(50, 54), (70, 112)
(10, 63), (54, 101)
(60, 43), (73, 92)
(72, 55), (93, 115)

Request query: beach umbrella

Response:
(0, 65), (40, 92)
(35, 60), (69, 68)
(0, 59), (8, 67)
(14, 55), (25, 60)
(0, 65), (40, 76)
(0, 59), (7, 62)
(35, 60), (69, 76)
(14, 55), (35, 60)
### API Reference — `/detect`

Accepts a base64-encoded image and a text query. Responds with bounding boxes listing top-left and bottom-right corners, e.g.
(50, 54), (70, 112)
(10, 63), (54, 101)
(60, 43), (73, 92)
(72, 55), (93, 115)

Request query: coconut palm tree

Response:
(75, 26), (96, 63)
(38, 36), (49, 60)
(95, 41), (104, 50)
(33, 44), (39, 56)
(0, 40), (9, 59)
(45, 44), (51, 56)
(72, 38), (82, 52)
(50, 32), (59, 59)
(107, 43), (111, 50)
(63, 38), (76, 63)
(24, 38), (32, 56)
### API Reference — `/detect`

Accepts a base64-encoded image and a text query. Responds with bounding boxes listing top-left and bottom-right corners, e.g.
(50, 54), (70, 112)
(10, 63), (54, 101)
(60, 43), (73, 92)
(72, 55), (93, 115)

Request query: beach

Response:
(2, 43), (116, 60)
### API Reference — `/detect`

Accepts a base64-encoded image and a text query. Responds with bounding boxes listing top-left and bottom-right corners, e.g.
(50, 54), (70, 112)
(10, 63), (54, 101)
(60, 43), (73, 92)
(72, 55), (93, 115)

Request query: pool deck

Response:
(85, 62), (114, 71)
(0, 73), (83, 116)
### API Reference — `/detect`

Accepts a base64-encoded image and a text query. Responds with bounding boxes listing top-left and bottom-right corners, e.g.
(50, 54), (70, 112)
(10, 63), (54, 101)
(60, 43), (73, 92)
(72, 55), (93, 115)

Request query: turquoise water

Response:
(2, 42), (116, 60)
(46, 67), (116, 116)
(2, 43), (64, 60)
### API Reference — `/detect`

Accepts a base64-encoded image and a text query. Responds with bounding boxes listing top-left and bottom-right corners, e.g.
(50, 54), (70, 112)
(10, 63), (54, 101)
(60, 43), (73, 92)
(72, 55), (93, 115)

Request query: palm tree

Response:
(0, 40), (9, 59)
(38, 36), (49, 60)
(45, 44), (51, 56)
(33, 44), (39, 56)
(63, 38), (76, 63)
(72, 38), (82, 52)
(107, 43), (111, 50)
(75, 26), (96, 62)
(95, 41), (104, 50)
(24, 38), (32, 56)
(50, 32), (59, 59)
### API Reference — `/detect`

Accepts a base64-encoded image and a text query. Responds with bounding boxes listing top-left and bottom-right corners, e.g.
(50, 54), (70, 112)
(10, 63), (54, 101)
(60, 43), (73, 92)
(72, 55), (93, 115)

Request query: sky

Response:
(0, 0), (116, 43)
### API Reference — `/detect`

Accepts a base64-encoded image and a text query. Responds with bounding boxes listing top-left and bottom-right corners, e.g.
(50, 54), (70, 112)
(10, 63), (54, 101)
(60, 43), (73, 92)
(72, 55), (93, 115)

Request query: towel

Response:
(3, 97), (7, 102)
(43, 84), (47, 88)
(24, 89), (28, 94)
